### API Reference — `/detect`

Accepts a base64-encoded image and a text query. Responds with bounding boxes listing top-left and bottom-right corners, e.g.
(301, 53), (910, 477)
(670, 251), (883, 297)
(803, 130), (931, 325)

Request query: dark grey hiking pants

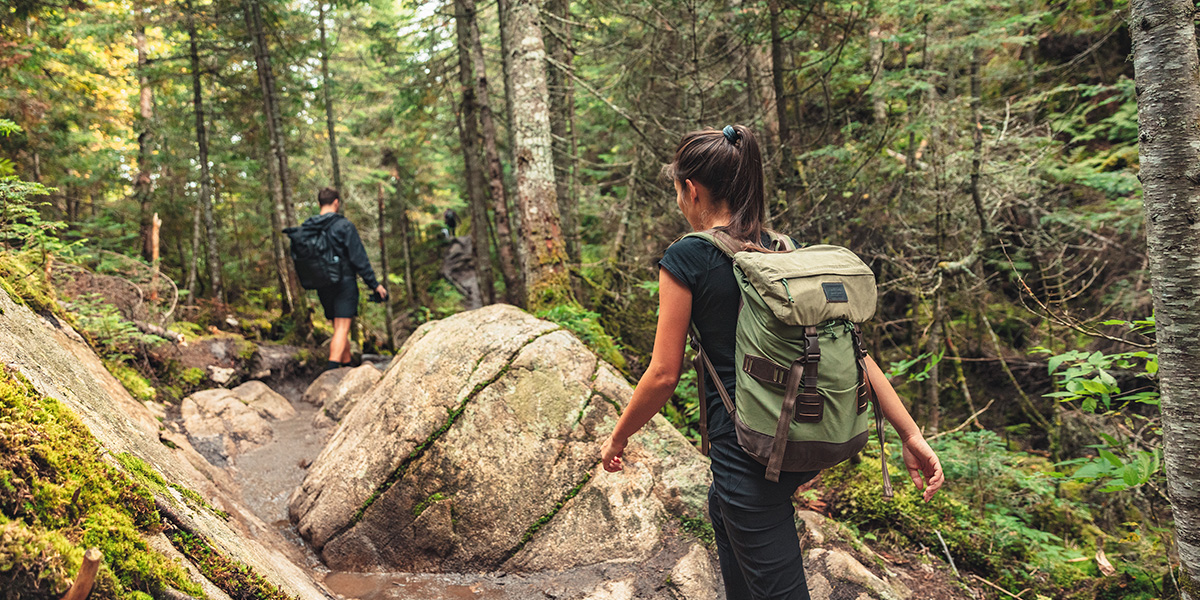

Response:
(708, 484), (813, 600)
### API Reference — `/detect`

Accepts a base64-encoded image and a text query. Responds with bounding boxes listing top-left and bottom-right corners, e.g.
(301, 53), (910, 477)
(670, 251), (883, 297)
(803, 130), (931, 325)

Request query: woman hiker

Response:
(599, 125), (945, 600)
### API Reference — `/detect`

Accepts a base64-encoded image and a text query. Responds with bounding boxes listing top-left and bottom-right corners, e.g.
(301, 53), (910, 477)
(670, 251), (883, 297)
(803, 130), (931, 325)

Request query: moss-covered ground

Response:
(821, 429), (1178, 599)
(0, 366), (200, 599)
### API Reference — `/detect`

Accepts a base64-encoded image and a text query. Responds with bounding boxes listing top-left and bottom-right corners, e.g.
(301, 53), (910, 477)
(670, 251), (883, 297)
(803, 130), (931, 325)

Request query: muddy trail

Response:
(227, 367), (648, 600)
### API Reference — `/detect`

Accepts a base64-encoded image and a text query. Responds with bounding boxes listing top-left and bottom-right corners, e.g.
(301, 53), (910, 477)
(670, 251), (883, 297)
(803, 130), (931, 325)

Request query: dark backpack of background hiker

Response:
(283, 216), (344, 290)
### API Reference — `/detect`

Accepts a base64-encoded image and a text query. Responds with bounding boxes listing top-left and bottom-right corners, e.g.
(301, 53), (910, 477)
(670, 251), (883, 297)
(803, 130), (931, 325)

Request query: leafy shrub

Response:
(536, 304), (627, 370)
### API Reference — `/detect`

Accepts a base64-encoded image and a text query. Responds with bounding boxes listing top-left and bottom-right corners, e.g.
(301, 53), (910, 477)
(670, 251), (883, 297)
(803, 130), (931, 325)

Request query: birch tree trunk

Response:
(376, 184), (395, 350)
(318, 3), (343, 197)
(134, 12), (156, 263)
(454, 0), (496, 305)
(187, 0), (222, 302)
(1130, 0), (1200, 594)
(503, 0), (571, 311)
(244, 0), (298, 314)
(466, 0), (521, 304)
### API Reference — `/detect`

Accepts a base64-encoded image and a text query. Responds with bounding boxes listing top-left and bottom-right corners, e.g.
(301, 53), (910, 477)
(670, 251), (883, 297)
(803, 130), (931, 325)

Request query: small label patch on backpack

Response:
(822, 282), (849, 303)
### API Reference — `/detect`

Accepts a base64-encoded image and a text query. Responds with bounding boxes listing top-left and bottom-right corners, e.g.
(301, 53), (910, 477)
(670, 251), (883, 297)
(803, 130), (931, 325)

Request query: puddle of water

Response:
(323, 572), (505, 600)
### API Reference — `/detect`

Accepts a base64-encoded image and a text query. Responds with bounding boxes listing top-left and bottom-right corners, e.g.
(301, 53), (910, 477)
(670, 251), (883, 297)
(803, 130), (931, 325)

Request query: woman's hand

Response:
(601, 434), (627, 472)
(901, 435), (944, 502)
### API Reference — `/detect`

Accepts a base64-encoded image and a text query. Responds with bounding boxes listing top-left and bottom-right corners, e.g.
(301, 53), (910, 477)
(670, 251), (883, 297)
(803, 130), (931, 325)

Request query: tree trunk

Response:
(244, 0), (299, 315)
(504, 0), (571, 311)
(135, 14), (156, 263)
(867, 21), (887, 125)
(400, 200), (416, 310)
(249, 0), (297, 228)
(1130, 0), (1200, 592)
(454, 0), (496, 305)
(318, 3), (344, 198)
(544, 0), (578, 266)
(376, 184), (395, 350)
(466, 0), (521, 304)
(186, 200), (201, 305)
(769, 0), (796, 225)
(187, 0), (222, 302)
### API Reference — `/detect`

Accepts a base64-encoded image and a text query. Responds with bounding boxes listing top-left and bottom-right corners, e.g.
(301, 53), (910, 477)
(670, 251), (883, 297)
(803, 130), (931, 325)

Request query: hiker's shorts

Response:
(316, 280), (359, 320)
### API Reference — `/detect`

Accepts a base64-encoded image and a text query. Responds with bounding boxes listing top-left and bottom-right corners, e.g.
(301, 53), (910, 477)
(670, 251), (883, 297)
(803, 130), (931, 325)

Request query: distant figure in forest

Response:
(296, 187), (388, 372)
(442, 208), (459, 240)
(600, 125), (943, 599)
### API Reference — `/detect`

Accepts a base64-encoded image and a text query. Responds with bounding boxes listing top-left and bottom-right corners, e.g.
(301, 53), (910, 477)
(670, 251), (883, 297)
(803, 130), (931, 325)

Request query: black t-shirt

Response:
(659, 232), (817, 509)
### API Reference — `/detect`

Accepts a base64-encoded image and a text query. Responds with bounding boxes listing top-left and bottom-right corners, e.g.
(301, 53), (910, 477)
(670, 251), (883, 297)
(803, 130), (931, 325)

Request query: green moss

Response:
(0, 367), (201, 598)
(180, 368), (205, 387)
(115, 454), (229, 521)
(412, 493), (450, 517)
(166, 529), (294, 600)
(236, 339), (258, 363)
(507, 470), (592, 558)
(526, 271), (575, 315)
(103, 360), (157, 402)
(170, 321), (203, 338)
(0, 251), (60, 316)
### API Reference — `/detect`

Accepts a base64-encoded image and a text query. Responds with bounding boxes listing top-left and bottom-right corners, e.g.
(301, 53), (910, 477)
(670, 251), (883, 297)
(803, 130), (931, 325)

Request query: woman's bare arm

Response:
(865, 355), (945, 501)
(601, 268), (692, 471)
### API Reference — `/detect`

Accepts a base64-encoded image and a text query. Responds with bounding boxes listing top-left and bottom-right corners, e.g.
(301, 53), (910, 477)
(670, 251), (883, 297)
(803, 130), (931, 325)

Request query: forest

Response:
(2, 0), (1200, 598)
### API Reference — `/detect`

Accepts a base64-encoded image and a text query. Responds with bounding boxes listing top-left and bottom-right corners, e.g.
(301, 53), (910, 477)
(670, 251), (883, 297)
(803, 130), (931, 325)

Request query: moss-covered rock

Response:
(0, 367), (200, 599)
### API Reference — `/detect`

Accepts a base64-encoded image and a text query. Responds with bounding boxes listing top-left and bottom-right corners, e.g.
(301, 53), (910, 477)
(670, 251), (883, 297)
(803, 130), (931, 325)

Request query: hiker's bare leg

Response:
(330, 317), (353, 364)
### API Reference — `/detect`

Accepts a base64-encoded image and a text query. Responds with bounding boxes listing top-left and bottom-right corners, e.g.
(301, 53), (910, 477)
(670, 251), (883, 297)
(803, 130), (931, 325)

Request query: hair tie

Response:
(722, 125), (740, 144)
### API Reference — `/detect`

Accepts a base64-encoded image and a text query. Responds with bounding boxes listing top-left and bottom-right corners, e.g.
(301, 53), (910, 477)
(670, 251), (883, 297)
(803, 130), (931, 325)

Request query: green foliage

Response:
(0, 176), (63, 253)
(826, 430), (1107, 592)
(412, 492), (449, 517)
(64, 294), (162, 361)
(0, 367), (200, 598)
(536, 304), (627, 370)
(1035, 319), (1163, 494)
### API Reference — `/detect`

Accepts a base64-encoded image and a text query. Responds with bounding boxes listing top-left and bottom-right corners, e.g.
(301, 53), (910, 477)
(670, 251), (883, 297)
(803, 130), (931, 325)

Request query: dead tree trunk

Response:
(454, 0), (496, 305)
(376, 184), (395, 349)
(187, 0), (222, 302)
(466, 0), (521, 304)
(769, 0), (796, 225)
(503, 0), (571, 311)
(244, 0), (300, 315)
(318, 3), (343, 198)
(1130, 0), (1200, 592)
(135, 13), (156, 263)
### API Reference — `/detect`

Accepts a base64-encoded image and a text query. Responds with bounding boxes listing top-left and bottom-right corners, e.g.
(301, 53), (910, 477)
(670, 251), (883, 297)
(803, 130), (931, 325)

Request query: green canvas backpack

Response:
(684, 228), (894, 498)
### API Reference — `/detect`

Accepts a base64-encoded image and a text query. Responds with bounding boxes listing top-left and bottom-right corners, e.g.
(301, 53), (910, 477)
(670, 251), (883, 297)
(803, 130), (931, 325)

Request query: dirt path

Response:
(227, 373), (641, 600)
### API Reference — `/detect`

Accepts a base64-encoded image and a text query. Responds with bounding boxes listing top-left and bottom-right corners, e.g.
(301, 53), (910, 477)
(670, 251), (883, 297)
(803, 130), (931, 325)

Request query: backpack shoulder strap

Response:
(680, 228), (744, 258)
(765, 229), (796, 251)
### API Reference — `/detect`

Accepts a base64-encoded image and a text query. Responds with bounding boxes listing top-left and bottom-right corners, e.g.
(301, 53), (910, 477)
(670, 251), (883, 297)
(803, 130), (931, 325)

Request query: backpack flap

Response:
(733, 245), (877, 326)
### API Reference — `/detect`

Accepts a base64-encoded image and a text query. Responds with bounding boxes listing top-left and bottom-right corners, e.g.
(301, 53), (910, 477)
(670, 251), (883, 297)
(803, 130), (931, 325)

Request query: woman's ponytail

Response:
(668, 124), (766, 246)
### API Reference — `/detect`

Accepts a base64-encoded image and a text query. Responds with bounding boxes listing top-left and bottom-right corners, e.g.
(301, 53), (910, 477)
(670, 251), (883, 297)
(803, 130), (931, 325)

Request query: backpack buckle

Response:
(803, 326), (821, 362)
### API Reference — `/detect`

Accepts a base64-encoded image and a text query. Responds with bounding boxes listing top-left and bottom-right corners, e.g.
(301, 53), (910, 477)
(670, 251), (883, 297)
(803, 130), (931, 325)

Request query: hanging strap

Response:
(765, 325), (821, 482)
(690, 325), (735, 457)
(852, 324), (894, 500)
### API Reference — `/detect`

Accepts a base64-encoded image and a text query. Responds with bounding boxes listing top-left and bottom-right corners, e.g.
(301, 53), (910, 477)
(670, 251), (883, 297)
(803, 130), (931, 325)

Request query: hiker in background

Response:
(442, 208), (459, 240)
(289, 187), (387, 372)
(600, 126), (943, 600)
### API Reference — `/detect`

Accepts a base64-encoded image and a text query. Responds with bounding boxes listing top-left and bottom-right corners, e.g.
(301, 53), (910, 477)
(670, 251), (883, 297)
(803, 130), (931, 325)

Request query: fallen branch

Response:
(935, 530), (959, 578)
(135, 320), (186, 345)
(970, 573), (1027, 599)
(61, 547), (102, 600)
(929, 399), (995, 441)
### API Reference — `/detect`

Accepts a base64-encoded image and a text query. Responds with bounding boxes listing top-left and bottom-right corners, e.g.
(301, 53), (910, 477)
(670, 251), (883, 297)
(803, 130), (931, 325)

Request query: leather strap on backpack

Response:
(690, 325), (736, 457)
(853, 324), (894, 500)
(765, 325), (822, 482)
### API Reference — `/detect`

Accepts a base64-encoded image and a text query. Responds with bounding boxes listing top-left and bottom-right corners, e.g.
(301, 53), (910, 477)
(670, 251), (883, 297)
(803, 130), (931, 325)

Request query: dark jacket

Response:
(302, 212), (379, 289)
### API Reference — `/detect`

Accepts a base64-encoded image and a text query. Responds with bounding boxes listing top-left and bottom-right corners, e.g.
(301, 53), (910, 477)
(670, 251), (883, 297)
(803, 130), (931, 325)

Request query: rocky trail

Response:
(0, 286), (967, 600)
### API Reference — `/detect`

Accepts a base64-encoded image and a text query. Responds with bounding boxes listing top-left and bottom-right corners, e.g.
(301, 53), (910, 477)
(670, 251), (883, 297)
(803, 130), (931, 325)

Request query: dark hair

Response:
(318, 187), (340, 206)
(668, 124), (765, 246)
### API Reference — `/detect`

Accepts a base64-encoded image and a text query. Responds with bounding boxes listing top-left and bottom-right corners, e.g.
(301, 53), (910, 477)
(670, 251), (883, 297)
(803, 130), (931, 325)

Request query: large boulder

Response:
(300, 364), (381, 422)
(288, 305), (716, 592)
